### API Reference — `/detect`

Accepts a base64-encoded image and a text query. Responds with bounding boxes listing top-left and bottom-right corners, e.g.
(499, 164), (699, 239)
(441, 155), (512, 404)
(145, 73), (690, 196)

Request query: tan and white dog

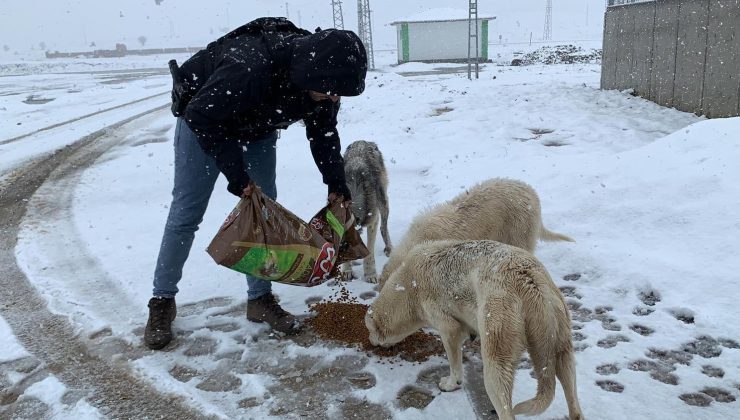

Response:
(379, 178), (573, 287)
(366, 240), (583, 420)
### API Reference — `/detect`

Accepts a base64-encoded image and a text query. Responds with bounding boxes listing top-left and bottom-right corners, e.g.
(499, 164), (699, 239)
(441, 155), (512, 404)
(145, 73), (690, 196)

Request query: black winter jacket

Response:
(171, 18), (367, 198)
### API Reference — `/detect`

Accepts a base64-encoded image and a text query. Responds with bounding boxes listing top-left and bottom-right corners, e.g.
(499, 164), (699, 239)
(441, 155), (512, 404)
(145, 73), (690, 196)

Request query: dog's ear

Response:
(365, 306), (384, 342)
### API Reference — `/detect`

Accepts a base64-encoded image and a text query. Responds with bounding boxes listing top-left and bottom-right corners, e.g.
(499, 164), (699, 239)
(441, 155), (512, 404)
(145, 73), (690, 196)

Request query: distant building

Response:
(390, 9), (495, 64)
(93, 43), (128, 58)
(45, 44), (203, 59)
(607, 0), (655, 5)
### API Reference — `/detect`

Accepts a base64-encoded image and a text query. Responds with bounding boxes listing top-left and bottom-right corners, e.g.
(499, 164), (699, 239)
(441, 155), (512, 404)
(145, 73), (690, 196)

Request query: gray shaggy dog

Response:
(342, 140), (393, 283)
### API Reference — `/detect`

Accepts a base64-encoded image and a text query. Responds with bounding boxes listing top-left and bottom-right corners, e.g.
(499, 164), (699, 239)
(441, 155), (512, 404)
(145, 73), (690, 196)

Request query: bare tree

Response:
(138, 36), (147, 47)
(3, 45), (9, 52)
(39, 41), (47, 50)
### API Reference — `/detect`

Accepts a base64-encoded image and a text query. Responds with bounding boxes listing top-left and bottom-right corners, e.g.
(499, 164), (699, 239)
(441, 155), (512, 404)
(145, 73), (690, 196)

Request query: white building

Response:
(390, 8), (495, 64)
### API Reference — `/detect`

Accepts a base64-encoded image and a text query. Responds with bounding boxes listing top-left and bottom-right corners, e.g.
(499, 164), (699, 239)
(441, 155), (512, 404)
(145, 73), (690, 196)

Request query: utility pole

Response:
(468, 0), (479, 80)
(357, 0), (375, 69)
(331, 0), (345, 30)
(285, 2), (289, 19)
(544, 0), (553, 41)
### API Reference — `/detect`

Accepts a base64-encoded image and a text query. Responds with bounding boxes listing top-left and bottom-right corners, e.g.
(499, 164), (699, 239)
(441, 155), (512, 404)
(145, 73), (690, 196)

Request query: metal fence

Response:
(601, 0), (740, 118)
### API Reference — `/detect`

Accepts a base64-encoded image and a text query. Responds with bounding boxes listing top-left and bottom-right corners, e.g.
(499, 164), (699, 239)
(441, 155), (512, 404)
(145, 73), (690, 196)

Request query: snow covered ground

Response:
(0, 54), (184, 178)
(3, 56), (740, 419)
(0, 55), (186, 139)
(0, 318), (103, 419)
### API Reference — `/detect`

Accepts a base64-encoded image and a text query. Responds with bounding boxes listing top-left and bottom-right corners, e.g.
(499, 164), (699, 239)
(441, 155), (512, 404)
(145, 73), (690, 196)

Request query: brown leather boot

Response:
(144, 297), (176, 350)
(247, 293), (300, 335)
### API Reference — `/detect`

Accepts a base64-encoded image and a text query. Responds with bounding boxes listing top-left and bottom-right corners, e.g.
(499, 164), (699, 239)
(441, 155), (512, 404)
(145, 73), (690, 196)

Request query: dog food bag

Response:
(335, 223), (370, 265)
(206, 188), (363, 286)
(307, 202), (370, 266)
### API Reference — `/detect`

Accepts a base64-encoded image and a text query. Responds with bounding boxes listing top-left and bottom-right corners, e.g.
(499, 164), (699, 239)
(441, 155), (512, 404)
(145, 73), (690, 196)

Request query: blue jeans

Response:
(153, 118), (277, 300)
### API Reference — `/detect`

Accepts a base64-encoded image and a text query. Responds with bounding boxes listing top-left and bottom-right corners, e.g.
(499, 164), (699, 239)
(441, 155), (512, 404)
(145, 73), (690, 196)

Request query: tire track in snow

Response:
(0, 91), (169, 145)
(15, 111), (161, 333)
(0, 107), (210, 419)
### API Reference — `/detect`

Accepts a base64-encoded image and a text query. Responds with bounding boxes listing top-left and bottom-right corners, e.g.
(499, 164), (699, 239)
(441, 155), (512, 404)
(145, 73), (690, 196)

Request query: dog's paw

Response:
(383, 246), (393, 257)
(438, 376), (462, 392)
(364, 273), (378, 284)
(340, 269), (356, 281)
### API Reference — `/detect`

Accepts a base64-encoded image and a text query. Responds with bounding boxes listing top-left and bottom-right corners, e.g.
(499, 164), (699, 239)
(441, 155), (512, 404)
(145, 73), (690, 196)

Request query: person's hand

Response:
(328, 192), (352, 208)
(241, 181), (257, 198)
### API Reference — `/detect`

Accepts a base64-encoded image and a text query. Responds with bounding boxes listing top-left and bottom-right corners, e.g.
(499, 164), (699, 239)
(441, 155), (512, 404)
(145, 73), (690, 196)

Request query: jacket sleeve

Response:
(183, 48), (272, 196)
(304, 100), (351, 199)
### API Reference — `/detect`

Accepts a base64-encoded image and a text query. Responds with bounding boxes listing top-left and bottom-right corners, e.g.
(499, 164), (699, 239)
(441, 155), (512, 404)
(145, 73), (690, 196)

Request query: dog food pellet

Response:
(306, 287), (444, 362)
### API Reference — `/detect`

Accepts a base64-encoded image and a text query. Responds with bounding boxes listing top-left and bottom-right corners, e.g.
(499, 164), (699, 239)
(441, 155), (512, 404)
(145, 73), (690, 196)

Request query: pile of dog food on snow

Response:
(306, 285), (444, 362)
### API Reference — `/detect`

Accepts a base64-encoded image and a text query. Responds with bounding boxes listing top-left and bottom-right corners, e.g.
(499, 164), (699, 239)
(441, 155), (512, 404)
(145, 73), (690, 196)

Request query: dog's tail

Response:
(539, 224), (575, 243)
(512, 356), (557, 416)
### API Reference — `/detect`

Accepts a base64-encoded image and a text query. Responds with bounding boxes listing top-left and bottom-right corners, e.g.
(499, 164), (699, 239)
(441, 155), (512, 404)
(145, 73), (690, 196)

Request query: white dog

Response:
(366, 240), (583, 420)
(379, 178), (572, 286)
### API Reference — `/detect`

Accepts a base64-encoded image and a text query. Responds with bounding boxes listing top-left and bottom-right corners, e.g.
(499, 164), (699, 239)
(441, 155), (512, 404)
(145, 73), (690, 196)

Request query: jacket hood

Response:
(289, 29), (367, 97)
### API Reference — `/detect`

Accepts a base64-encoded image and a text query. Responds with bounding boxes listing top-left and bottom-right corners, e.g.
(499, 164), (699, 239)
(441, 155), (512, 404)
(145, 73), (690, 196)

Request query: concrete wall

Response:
(602, 0), (740, 117)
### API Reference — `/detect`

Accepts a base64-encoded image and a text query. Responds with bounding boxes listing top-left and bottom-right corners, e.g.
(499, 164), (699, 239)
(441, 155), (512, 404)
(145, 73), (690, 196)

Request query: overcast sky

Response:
(0, 1), (330, 51)
(0, 1), (604, 54)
